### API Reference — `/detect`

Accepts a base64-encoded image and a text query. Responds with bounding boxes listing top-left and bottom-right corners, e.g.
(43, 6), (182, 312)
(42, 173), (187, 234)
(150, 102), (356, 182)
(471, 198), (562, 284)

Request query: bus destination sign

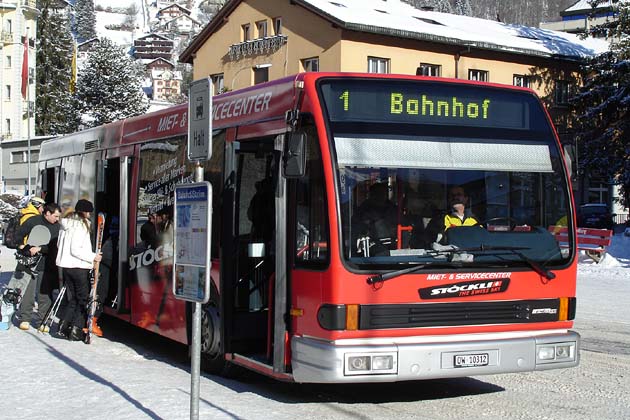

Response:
(320, 80), (540, 131)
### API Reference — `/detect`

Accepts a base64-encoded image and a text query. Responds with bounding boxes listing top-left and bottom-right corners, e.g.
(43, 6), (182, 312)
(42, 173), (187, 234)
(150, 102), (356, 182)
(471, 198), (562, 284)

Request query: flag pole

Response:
(24, 31), (31, 196)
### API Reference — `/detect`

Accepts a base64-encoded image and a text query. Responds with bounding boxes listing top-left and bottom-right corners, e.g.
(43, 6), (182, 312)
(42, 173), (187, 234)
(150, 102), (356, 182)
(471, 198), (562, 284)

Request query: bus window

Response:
(135, 138), (191, 245)
(294, 119), (329, 266)
(320, 79), (572, 269)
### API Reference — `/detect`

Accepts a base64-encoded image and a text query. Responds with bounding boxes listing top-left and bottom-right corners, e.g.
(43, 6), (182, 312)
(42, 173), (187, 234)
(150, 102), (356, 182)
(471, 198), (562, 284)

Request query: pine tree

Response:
(36, 1), (80, 135)
(75, 0), (96, 42)
(75, 38), (148, 127)
(572, 3), (630, 205)
(454, 0), (473, 16)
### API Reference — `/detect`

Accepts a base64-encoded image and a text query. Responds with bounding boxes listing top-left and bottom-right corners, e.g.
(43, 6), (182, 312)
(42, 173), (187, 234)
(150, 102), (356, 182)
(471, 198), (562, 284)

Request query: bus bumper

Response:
(291, 330), (580, 383)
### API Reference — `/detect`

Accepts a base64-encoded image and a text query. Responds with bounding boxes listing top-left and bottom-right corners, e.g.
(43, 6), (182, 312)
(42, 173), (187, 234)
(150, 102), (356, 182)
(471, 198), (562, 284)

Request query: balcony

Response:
(228, 34), (287, 60)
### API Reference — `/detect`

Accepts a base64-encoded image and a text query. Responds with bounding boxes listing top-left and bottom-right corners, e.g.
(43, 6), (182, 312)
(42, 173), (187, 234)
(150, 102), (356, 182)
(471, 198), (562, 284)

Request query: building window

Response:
(5, 56), (11, 68)
(211, 73), (224, 93)
(11, 151), (25, 164)
(242, 24), (251, 41)
(5, 118), (10, 134)
(256, 20), (268, 38)
(417, 63), (440, 76)
(468, 69), (489, 82)
(273, 17), (282, 35)
(302, 57), (319, 72)
(367, 56), (389, 74)
(254, 66), (269, 84)
(513, 74), (531, 88)
(4, 85), (10, 100)
(555, 80), (570, 105)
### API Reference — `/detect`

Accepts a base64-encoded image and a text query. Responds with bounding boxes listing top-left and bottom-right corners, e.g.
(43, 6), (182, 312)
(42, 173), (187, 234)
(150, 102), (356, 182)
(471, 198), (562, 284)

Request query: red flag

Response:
(21, 36), (28, 98)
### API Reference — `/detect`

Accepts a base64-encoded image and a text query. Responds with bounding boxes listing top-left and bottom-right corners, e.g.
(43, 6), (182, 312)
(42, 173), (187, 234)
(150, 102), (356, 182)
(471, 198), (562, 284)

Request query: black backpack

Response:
(3, 214), (22, 249)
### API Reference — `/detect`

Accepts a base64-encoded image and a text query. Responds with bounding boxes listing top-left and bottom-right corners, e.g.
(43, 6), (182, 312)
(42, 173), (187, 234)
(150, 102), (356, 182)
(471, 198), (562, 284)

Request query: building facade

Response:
(0, 0), (38, 142)
(179, 0), (616, 218)
(1, 0), (39, 195)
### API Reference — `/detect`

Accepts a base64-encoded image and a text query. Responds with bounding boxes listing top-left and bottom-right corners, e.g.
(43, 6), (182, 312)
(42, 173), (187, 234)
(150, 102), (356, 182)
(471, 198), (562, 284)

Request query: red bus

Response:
(37, 72), (579, 383)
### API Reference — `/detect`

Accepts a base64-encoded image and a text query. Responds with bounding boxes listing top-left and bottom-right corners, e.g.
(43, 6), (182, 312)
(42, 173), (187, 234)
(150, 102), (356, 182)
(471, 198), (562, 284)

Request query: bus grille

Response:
(358, 299), (566, 330)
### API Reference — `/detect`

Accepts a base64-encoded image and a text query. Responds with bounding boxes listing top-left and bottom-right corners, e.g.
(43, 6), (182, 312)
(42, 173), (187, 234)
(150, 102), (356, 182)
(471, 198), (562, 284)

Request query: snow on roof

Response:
(157, 3), (192, 15)
(564, 0), (620, 13)
(299, 0), (609, 59)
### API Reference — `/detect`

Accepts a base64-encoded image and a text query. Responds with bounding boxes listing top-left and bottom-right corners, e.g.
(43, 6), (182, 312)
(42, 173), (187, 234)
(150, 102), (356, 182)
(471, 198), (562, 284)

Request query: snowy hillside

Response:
(92, 0), (209, 49)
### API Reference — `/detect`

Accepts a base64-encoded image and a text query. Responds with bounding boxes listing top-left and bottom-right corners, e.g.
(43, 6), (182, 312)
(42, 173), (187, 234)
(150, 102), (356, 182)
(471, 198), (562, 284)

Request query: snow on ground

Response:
(0, 234), (629, 419)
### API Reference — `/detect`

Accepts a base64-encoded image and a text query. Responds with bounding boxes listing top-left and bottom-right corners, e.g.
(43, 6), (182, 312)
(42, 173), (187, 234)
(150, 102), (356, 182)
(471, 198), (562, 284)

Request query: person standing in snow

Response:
(4, 196), (47, 321)
(14, 203), (62, 332)
(56, 199), (102, 341)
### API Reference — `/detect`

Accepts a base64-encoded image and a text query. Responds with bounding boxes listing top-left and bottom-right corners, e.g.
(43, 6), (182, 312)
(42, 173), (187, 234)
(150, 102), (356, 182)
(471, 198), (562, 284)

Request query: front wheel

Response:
(200, 286), (235, 376)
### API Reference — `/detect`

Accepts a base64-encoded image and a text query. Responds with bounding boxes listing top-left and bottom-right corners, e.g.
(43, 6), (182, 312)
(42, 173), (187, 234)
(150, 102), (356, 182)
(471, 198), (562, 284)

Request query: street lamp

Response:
(231, 63), (272, 90)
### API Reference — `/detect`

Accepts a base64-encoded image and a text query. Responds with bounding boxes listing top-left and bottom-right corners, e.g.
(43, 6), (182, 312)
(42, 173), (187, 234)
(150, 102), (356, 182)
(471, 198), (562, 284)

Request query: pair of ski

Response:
(39, 213), (105, 343)
(84, 212), (106, 344)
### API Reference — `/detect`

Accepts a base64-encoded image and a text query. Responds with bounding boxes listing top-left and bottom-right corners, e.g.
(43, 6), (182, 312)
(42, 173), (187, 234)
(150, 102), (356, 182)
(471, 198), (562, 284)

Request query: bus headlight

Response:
(372, 355), (394, 370)
(536, 342), (575, 364)
(345, 352), (397, 375)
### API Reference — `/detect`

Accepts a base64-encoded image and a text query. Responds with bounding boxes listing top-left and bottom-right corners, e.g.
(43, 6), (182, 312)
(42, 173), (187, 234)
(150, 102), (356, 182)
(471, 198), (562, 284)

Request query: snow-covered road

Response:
(1, 235), (629, 420)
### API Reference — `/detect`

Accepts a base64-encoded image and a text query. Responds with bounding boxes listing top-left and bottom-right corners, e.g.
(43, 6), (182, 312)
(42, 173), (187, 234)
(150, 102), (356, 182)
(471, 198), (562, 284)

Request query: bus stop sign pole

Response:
(175, 77), (212, 420)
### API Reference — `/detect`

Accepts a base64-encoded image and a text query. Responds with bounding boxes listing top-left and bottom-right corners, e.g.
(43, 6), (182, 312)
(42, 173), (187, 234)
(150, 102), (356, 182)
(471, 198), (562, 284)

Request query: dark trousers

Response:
(17, 270), (52, 325)
(62, 268), (91, 329)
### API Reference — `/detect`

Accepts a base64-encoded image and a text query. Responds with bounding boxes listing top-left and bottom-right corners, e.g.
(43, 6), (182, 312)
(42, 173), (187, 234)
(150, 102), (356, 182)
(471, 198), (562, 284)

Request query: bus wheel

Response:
(200, 289), (233, 376)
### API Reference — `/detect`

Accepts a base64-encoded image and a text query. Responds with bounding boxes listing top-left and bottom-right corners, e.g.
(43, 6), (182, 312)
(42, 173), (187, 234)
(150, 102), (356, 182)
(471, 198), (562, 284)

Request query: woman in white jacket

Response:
(56, 199), (102, 341)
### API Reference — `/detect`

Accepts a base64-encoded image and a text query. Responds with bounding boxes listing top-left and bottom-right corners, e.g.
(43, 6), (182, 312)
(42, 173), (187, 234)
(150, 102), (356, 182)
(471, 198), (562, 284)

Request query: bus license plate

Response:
(454, 353), (489, 368)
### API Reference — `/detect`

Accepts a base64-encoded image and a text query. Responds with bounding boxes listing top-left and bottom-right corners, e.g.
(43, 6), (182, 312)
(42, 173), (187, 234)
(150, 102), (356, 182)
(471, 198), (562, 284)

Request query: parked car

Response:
(577, 203), (614, 230)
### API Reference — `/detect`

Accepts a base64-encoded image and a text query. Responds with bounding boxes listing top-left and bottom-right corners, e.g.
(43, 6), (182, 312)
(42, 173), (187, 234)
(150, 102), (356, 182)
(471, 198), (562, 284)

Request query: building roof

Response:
(146, 57), (175, 67)
(157, 3), (192, 16)
(160, 14), (201, 27)
(564, 0), (620, 13)
(180, 0), (609, 64)
(136, 33), (173, 42)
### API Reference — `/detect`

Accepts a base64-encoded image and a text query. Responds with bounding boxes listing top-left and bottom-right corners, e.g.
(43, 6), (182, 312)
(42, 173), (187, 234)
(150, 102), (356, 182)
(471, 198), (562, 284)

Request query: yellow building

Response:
(180, 0), (607, 114)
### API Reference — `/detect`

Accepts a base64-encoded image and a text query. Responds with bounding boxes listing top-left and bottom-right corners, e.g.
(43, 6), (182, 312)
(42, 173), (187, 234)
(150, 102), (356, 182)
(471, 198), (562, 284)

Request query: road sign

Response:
(188, 78), (213, 162)
(173, 182), (212, 304)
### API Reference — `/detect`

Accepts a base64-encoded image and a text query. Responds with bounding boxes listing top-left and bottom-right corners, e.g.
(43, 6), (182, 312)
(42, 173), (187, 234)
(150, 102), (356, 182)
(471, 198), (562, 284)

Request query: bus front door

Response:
(222, 137), (278, 362)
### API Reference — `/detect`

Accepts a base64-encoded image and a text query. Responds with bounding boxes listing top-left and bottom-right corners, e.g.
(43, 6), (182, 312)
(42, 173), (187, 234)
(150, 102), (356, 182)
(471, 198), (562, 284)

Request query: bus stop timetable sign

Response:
(188, 77), (212, 162)
(173, 182), (212, 304)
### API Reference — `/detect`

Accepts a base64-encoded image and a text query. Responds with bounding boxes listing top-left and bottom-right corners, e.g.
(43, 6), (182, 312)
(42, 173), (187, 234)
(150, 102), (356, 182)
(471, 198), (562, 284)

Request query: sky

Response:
(0, 231), (629, 419)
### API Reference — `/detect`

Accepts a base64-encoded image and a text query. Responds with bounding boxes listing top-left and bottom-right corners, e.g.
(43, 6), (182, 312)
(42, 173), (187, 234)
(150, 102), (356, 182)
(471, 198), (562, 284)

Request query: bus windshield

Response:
(319, 78), (572, 269)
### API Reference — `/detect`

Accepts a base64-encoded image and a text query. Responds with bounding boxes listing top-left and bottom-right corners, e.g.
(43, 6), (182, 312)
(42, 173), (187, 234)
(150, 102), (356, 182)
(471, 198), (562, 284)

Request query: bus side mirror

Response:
(284, 131), (306, 178)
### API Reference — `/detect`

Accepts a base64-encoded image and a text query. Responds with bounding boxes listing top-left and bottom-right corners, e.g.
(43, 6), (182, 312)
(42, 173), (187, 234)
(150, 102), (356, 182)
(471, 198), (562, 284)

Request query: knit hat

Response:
(75, 199), (94, 213)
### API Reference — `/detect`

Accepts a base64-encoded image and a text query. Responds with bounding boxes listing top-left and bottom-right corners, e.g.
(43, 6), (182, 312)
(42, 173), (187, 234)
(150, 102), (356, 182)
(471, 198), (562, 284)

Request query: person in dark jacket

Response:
(14, 203), (62, 331)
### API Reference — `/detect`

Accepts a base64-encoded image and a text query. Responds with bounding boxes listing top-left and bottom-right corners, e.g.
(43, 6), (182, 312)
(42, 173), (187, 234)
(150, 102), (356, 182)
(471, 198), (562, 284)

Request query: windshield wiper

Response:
(366, 263), (429, 285)
(456, 245), (556, 282)
(365, 245), (555, 286)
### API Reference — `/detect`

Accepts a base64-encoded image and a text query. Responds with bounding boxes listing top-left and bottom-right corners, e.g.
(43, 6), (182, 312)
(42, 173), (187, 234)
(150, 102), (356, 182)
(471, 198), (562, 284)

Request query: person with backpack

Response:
(4, 196), (46, 249)
(56, 199), (102, 341)
(13, 203), (62, 331)
(2, 196), (47, 328)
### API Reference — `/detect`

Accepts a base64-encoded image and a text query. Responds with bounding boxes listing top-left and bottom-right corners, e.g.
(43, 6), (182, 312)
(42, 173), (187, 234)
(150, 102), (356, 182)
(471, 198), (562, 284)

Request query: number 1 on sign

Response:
(339, 90), (349, 111)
